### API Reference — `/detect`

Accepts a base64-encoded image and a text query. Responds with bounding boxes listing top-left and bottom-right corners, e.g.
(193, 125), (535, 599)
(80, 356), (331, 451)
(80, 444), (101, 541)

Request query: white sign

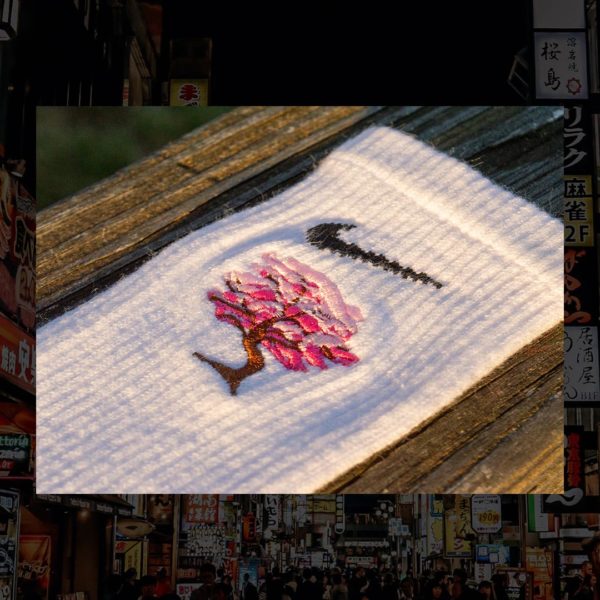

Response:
(565, 326), (600, 403)
(534, 31), (588, 99)
(265, 495), (279, 531)
(346, 556), (377, 567)
(471, 495), (502, 533)
(474, 563), (493, 583)
(335, 495), (345, 534)
(533, 0), (586, 29)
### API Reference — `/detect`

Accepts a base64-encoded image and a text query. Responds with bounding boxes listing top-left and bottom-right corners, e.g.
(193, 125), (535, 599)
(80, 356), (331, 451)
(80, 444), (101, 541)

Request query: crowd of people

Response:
(104, 564), (516, 600)
(564, 561), (598, 600)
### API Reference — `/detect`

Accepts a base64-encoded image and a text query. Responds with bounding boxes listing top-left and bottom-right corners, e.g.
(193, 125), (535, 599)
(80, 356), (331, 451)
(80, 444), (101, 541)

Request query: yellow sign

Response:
(307, 495), (336, 513)
(565, 197), (594, 246)
(444, 496), (474, 558)
(525, 547), (553, 600)
(169, 80), (209, 106)
(564, 175), (592, 198)
(564, 175), (594, 247)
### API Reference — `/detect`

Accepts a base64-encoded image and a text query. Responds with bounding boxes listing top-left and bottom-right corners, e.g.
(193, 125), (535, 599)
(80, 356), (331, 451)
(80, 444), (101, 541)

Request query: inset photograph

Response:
(36, 106), (563, 493)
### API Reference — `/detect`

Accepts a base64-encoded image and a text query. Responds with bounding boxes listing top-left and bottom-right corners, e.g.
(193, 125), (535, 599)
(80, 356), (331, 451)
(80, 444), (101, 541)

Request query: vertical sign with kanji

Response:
(335, 495), (345, 534)
(564, 106), (596, 246)
(534, 32), (588, 99)
(263, 495), (279, 538)
(563, 105), (600, 406)
(564, 326), (600, 403)
(182, 495), (220, 528)
(532, 0), (589, 102)
(444, 496), (473, 558)
(564, 426), (585, 498)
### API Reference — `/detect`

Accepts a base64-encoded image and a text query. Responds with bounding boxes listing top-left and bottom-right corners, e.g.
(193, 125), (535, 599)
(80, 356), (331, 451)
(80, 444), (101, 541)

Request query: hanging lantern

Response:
(0, 0), (19, 40)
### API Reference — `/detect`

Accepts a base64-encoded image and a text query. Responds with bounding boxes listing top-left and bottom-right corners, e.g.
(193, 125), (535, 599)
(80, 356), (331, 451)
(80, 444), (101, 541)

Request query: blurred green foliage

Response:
(37, 107), (233, 210)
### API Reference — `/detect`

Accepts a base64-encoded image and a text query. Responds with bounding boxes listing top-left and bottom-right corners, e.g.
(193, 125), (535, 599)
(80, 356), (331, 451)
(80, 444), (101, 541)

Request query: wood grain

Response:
(38, 106), (386, 307)
(37, 106), (564, 492)
(318, 324), (563, 493)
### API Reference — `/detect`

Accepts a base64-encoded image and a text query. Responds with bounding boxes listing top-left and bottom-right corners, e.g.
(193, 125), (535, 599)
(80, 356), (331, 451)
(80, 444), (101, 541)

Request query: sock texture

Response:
(37, 126), (562, 493)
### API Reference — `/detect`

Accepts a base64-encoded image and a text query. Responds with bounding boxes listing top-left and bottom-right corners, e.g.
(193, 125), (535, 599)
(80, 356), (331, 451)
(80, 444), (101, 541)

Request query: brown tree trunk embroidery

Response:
(194, 253), (364, 395)
(194, 331), (266, 395)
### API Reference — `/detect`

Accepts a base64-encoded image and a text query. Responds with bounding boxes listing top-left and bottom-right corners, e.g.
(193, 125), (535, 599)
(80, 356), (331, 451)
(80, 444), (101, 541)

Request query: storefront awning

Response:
(35, 494), (134, 517)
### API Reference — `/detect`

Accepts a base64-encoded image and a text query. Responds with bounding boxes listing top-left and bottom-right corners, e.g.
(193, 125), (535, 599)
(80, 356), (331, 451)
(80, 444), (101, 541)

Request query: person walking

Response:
(243, 574), (260, 600)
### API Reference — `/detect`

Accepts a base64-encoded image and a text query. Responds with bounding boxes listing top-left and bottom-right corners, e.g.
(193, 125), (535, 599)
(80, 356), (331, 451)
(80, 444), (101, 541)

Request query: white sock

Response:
(37, 126), (562, 492)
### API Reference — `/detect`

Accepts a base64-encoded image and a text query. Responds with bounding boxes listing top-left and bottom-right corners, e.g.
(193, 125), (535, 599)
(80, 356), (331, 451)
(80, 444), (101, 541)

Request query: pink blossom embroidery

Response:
(193, 253), (364, 394)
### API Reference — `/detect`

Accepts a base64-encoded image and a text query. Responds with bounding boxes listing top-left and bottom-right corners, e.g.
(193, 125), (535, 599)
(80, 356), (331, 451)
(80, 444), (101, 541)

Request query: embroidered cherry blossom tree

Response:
(194, 253), (364, 395)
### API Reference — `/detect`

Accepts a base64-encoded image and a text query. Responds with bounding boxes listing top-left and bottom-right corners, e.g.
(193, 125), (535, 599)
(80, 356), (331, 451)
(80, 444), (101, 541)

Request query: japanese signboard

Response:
(565, 248), (599, 325)
(565, 176), (594, 246)
(564, 427), (585, 498)
(564, 326), (600, 403)
(564, 106), (594, 174)
(534, 32), (588, 100)
(183, 495), (220, 528)
(0, 490), (19, 600)
(444, 496), (473, 558)
(525, 547), (554, 600)
(180, 523), (229, 569)
(471, 495), (502, 534)
(242, 513), (256, 543)
(18, 536), (51, 600)
(0, 172), (35, 334)
(0, 314), (35, 395)
(426, 495), (444, 557)
(335, 494), (345, 534)
(306, 495), (336, 513)
(169, 80), (208, 106)
(115, 540), (142, 576)
(35, 494), (133, 517)
(474, 563), (493, 584)
(475, 544), (510, 565)
(564, 105), (596, 249)
(263, 495), (280, 536)
(0, 433), (30, 477)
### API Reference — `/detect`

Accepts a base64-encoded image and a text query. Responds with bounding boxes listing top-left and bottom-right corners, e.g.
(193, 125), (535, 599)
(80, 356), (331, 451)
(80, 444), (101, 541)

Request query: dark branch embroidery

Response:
(306, 223), (443, 289)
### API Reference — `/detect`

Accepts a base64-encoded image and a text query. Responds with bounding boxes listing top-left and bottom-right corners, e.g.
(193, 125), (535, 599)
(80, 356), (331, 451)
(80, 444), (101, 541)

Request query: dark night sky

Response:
(34, 1), (531, 106)
(168, 1), (530, 105)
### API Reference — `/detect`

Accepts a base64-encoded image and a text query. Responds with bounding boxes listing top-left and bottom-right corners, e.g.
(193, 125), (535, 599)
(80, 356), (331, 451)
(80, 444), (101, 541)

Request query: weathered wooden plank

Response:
(318, 323), (563, 493)
(38, 106), (391, 306)
(446, 392), (563, 493)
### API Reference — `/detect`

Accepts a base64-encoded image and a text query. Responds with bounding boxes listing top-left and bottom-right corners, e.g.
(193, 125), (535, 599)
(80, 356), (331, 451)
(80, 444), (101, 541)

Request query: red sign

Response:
(18, 535), (51, 600)
(565, 427), (584, 491)
(564, 248), (598, 325)
(0, 313), (35, 394)
(243, 513), (256, 542)
(183, 494), (220, 525)
(0, 171), (35, 333)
